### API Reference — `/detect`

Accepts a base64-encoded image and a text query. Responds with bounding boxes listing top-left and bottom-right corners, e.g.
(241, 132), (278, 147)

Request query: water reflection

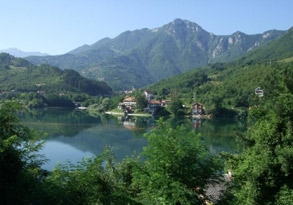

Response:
(20, 108), (246, 170)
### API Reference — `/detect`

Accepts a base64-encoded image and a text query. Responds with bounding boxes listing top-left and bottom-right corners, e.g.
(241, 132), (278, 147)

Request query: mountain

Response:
(0, 53), (112, 95)
(239, 27), (293, 64)
(0, 48), (48, 58)
(26, 19), (285, 90)
(147, 28), (293, 113)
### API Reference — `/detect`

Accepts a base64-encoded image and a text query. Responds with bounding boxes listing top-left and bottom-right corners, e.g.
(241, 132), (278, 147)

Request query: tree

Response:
(133, 119), (221, 204)
(134, 91), (148, 111)
(0, 102), (47, 204)
(223, 67), (293, 204)
(169, 98), (183, 116)
(46, 148), (141, 204)
(169, 90), (184, 116)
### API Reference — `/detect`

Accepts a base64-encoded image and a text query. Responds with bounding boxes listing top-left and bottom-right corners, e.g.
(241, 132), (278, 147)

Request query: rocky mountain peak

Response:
(161, 18), (205, 38)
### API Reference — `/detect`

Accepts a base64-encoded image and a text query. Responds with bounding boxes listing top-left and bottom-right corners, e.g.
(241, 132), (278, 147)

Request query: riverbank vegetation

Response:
(1, 26), (293, 205)
(1, 64), (292, 204)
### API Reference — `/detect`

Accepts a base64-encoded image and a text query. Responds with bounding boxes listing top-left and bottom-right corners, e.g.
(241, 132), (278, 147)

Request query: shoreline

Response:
(105, 111), (152, 117)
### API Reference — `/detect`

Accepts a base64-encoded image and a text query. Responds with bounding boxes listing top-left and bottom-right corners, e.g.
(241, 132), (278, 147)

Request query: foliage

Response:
(88, 97), (111, 112)
(44, 94), (75, 107)
(223, 66), (293, 204)
(0, 53), (112, 96)
(133, 119), (222, 204)
(109, 95), (124, 110)
(169, 97), (184, 116)
(0, 102), (46, 204)
(42, 120), (221, 204)
(45, 149), (141, 204)
(134, 91), (148, 111)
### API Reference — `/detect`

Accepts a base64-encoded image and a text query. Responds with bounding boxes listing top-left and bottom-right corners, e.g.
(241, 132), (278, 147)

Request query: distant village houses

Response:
(118, 90), (171, 114)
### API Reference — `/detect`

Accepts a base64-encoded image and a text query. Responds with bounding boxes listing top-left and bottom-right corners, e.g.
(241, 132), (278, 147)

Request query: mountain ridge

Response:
(25, 19), (286, 90)
(147, 27), (293, 112)
(0, 48), (48, 58)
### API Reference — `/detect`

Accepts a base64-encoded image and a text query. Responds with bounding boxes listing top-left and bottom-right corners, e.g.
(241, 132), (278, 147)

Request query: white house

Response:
(144, 90), (153, 101)
(255, 87), (264, 97)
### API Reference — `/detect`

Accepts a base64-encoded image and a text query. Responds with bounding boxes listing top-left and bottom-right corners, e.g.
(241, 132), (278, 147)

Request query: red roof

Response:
(124, 97), (136, 102)
(148, 100), (161, 104)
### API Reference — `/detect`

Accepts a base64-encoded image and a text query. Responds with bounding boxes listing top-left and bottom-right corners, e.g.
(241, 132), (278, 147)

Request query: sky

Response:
(0, 0), (292, 55)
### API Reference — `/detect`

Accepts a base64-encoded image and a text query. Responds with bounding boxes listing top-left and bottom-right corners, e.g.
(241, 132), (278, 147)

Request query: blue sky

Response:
(0, 0), (292, 55)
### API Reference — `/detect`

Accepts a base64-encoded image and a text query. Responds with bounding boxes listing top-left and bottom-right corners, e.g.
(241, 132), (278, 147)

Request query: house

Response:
(123, 97), (137, 108)
(118, 102), (126, 110)
(255, 87), (264, 97)
(192, 102), (204, 115)
(144, 90), (153, 101)
(37, 90), (45, 95)
(146, 100), (161, 113)
(124, 90), (133, 94)
(161, 99), (171, 107)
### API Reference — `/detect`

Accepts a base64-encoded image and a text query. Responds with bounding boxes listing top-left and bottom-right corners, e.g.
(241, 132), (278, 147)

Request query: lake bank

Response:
(105, 111), (152, 117)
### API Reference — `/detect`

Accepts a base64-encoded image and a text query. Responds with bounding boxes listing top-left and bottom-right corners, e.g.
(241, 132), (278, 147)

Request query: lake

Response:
(19, 108), (246, 170)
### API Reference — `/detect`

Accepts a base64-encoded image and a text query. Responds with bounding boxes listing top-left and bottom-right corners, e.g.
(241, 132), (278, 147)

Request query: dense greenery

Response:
(1, 61), (293, 203)
(1, 104), (222, 204)
(1, 19), (292, 205)
(0, 102), (46, 204)
(133, 120), (221, 204)
(0, 53), (112, 96)
(26, 19), (284, 90)
(221, 65), (293, 204)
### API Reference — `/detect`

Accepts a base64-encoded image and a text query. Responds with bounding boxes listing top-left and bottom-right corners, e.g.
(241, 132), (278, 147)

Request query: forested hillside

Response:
(26, 19), (285, 90)
(147, 28), (293, 115)
(0, 53), (112, 96)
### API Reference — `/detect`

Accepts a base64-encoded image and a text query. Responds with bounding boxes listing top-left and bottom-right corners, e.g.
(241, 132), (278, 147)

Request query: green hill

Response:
(0, 53), (112, 96)
(26, 19), (285, 90)
(147, 28), (293, 114)
(239, 27), (293, 64)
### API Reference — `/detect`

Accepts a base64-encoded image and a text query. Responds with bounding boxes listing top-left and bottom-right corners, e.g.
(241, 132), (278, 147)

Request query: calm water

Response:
(19, 108), (246, 170)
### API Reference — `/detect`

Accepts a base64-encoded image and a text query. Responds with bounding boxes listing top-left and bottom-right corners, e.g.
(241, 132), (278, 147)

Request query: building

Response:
(37, 90), (45, 95)
(146, 100), (161, 113)
(118, 102), (126, 110)
(192, 102), (204, 115)
(161, 99), (171, 107)
(144, 90), (153, 101)
(255, 87), (264, 97)
(123, 97), (137, 108)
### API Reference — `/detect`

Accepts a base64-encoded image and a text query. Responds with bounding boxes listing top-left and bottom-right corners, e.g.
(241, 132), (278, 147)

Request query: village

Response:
(115, 89), (207, 118)
(110, 86), (264, 118)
